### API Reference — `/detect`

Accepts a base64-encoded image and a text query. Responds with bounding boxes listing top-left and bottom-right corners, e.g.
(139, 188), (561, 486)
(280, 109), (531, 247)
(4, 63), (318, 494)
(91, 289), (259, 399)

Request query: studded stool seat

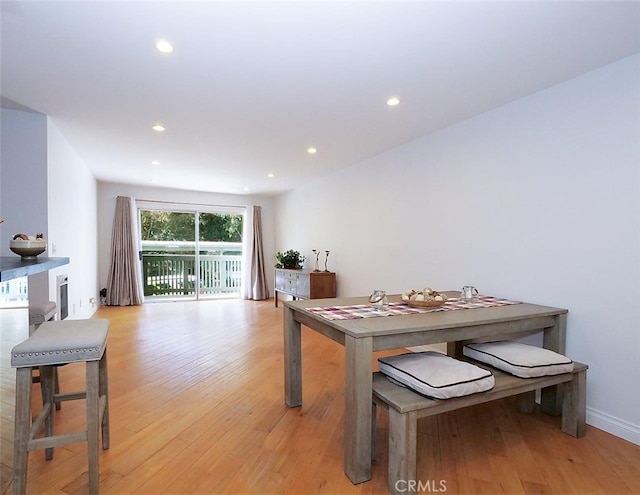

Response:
(27, 301), (62, 407)
(11, 319), (110, 495)
(28, 301), (57, 328)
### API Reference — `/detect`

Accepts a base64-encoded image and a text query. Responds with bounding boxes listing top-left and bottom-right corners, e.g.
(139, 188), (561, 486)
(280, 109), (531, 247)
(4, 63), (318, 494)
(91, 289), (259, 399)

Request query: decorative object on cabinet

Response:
(274, 268), (336, 307)
(324, 250), (330, 272)
(274, 250), (305, 270)
(312, 249), (321, 271)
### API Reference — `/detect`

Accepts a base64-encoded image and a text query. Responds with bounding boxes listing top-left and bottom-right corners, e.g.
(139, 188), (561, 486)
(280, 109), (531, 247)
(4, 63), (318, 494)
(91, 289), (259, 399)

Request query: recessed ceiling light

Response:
(151, 160), (160, 165)
(307, 147), (317, 155)
(386, 96), (401, 107)
(155, 40), (174, 54)
(151, 124), (166, 132)
(267, 173), (275, 178)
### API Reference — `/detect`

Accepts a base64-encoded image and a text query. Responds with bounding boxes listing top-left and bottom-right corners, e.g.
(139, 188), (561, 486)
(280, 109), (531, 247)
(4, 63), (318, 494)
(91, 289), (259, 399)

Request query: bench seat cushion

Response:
(463, 341), (574, 378)
(378, 351), (495, 400)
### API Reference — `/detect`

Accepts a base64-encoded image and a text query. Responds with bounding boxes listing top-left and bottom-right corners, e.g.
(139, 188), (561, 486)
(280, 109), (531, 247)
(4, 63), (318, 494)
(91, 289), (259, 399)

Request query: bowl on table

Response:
(10, 239), (47, 260)
(402, 287), (448, 308)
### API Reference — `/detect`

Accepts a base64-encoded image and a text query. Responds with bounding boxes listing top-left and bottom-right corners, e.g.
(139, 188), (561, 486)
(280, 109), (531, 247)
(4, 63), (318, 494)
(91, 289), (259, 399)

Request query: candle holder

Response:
(324, 250), (330, 272)
(312, 249), (321, 272)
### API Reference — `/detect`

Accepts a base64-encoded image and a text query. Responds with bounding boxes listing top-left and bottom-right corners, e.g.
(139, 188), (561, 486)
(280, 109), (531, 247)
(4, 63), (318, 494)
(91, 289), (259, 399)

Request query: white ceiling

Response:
(2, 1), (639, 196)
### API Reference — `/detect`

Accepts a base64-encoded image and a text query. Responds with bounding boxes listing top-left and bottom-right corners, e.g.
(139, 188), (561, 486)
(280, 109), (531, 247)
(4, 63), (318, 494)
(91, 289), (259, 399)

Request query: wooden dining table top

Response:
(284, 291), (567, 339)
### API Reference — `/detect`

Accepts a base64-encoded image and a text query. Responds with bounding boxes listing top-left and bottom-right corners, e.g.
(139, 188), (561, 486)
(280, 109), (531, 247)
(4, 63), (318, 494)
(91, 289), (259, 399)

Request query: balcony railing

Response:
(0, 278), (29, 307)
(142, 253), (242, 298)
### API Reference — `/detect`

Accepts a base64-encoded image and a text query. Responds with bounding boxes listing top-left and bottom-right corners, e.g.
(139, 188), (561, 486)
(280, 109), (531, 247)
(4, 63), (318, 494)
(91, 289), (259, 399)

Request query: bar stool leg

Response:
(13, 367), (32, 495)
(40, 366), (56, 460)
(53, 367), (61, 410)
(86, 360), (100, 495)
(32, 366), (62, 410)
(99, 350), (110, 450)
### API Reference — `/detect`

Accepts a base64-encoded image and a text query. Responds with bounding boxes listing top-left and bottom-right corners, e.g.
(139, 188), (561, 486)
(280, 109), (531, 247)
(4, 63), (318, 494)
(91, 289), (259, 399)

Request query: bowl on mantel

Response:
(9, 239), (47, 261)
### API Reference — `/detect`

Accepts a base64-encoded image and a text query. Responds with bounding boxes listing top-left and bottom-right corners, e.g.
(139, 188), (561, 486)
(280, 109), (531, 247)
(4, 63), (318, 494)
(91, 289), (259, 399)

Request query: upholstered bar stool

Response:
(11, 319), (110, 495)
(28, 301), (57, 330)
(28, 301), (62, 408)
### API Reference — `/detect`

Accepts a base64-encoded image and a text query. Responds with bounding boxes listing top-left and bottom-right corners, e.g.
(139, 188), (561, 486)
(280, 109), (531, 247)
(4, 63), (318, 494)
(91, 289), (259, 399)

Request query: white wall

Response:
(97, 182), (276, 296)
(47, 119), (99, 319)
(0, 108), (48, 254)
(0, 109), (99, 318)
(274, 54), (640, 444)
(1, 108), (50, 303)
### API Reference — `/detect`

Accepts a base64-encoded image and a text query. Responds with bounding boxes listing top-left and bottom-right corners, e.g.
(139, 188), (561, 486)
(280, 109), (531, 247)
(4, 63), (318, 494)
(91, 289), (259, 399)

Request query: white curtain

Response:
(242, 205), (269, 300)
(105, 196), (144, 305)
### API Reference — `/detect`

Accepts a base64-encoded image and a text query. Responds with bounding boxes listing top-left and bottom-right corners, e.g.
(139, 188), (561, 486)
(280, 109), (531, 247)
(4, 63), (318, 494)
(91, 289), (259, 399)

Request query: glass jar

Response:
(368, 290), (388, 311)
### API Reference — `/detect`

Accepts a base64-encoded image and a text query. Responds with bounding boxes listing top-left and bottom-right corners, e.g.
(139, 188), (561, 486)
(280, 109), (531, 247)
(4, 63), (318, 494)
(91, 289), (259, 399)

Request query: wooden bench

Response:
(372, 361), (588, 495)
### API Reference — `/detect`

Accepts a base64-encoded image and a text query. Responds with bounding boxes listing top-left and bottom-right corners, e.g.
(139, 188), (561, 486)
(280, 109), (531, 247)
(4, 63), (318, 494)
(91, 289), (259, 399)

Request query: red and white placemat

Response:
(306, 296), (520, 321)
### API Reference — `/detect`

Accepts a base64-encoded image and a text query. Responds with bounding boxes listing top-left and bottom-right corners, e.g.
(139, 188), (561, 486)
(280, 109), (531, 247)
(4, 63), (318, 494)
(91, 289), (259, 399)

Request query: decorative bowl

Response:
(10, 239), (47, 260)
(406, 299), (446, 308)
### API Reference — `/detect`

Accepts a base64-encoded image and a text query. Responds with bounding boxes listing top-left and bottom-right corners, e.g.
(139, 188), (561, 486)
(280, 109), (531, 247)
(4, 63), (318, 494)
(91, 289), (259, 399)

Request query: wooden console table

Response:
(274, 268), (336, 307)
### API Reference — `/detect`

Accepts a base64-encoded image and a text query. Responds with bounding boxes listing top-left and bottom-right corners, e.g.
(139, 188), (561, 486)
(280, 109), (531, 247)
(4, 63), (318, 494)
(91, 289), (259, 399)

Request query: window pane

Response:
(140, 210), (196, 299)
(198, 213), (243, 297)
(198, 213), (243, 242)
(140, 211), (195, 241)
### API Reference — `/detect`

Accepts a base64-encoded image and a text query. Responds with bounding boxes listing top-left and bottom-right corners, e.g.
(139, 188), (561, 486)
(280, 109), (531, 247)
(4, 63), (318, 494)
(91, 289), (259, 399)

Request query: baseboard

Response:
(587, 407), (640, 446)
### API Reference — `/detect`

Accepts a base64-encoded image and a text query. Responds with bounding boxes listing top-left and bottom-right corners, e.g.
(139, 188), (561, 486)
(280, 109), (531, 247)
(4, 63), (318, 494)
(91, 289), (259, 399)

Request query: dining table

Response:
(282, 291), (568, 484)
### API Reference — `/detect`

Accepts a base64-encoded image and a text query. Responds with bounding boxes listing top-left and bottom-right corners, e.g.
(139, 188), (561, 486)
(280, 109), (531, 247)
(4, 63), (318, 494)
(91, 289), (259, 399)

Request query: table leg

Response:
(446, 341), (462, 358)
(542, 313), (567, 416)
(284, 305), (302, 407)
(344, 335), (373, 484)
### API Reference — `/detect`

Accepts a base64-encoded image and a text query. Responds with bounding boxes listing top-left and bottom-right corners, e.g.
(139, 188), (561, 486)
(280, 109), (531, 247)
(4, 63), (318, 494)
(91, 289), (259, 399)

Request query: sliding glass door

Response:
(138, 207), (243, 301)
(197, 212), (243, 297)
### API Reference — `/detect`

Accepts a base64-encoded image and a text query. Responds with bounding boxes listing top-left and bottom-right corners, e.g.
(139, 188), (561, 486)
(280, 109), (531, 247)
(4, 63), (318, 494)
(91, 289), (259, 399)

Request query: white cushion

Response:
(463, 341), (574, 378)
(378, 351), (495, 400)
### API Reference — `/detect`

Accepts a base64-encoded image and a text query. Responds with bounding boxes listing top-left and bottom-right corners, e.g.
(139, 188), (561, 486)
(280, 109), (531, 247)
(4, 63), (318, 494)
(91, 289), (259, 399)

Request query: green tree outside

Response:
(140, 210), (243, 242)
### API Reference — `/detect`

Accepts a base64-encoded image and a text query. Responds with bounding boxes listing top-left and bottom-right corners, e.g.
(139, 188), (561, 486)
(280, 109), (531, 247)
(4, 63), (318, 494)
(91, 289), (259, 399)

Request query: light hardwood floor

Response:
(1, 299), (639, 494)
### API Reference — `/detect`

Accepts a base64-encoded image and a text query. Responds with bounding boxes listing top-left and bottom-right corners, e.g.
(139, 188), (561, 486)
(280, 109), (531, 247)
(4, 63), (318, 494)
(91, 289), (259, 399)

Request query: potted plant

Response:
(275, 249), (305, 270)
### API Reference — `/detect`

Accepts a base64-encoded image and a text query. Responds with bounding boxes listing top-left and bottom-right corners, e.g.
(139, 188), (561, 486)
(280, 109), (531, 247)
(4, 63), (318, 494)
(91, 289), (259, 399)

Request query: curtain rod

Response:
(132, 198), (247, 210)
